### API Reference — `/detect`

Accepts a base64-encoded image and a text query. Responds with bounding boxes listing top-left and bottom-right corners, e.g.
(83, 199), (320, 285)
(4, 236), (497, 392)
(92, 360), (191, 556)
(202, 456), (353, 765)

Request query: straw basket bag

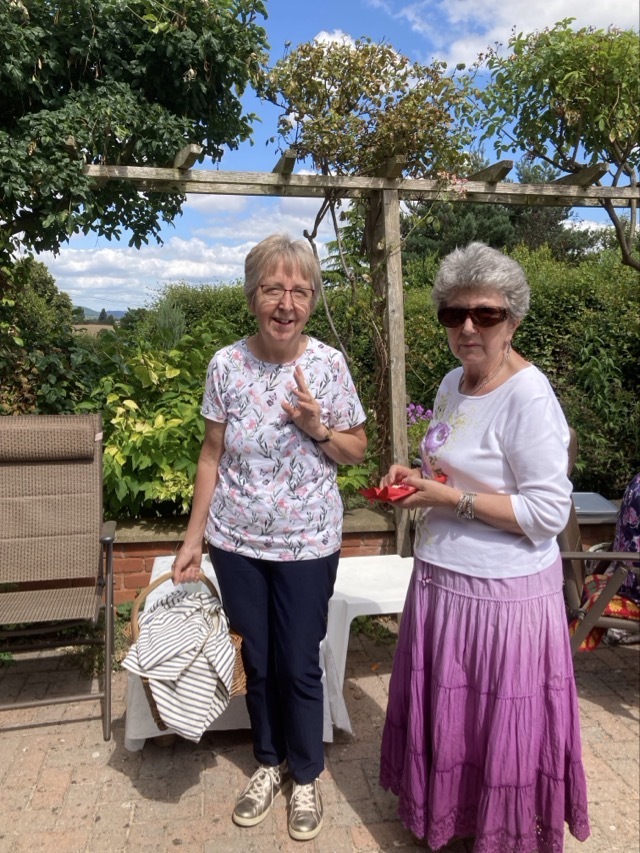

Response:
(130, 571), (247, 732)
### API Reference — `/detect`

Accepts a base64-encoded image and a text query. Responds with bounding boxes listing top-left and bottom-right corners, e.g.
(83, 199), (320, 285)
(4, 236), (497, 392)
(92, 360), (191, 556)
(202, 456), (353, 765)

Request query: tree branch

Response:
(601, 199), (640, 271)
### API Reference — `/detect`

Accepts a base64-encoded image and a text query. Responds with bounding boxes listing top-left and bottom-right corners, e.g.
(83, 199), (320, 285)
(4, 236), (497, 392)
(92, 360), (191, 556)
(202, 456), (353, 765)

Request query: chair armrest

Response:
(561, 551), (638, 564)
(563, 548), (639, 654)
(101, 521), (117, 544)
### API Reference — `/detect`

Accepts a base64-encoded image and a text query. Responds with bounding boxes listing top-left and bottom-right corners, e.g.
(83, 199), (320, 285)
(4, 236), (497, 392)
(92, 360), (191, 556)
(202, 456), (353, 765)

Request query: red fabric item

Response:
(360, 475), (447, 502)
(360, 484), (418, 502)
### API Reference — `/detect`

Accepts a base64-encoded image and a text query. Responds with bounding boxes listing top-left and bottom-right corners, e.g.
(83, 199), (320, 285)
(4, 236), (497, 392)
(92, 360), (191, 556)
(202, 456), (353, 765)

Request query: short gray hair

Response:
(244, 234), (322, 310)
(432, 242), (530, 320)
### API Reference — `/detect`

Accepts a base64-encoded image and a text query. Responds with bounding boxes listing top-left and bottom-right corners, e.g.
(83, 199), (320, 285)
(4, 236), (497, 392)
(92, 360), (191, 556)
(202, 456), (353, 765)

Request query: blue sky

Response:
(40, 0), (639, 311)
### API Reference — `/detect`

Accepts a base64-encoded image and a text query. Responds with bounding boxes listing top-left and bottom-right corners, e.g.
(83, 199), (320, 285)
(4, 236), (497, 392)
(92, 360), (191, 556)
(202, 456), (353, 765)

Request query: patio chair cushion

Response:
(569, 573), (640, 650)
(0, 419), (99, 463)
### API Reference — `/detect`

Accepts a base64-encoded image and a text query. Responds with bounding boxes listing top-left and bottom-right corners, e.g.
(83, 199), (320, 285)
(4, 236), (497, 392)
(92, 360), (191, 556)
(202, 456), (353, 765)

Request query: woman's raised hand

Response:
(281, 365), (325, 440)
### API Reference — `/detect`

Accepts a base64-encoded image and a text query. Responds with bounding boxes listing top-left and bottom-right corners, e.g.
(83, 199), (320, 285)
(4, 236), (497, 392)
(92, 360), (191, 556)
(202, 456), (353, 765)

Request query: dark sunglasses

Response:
(437, 306), (510, 328)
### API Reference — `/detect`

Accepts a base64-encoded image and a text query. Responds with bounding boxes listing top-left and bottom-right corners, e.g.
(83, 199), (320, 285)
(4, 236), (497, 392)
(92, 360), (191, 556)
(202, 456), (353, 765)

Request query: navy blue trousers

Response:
(208, 545), (339, 784)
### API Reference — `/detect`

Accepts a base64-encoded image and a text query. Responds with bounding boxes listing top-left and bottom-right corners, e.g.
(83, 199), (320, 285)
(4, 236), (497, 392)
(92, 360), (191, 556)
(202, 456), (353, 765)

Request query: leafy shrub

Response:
(0, 259), (102, 414)
(78, 320), (235, 517)
(149, 281), (255, 340)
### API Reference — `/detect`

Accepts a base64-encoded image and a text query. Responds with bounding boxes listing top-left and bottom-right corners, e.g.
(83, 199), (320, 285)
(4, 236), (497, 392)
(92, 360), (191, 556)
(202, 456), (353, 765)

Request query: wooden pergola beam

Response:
(380, 155), (407, 179)
(552, 163), (610, 187)
(381, 188), (411, 556)
(466, 160), (514, 182)
(272, 149), (297, 176)
(173, 144), (203, 170)
(84, 165), (640, 208)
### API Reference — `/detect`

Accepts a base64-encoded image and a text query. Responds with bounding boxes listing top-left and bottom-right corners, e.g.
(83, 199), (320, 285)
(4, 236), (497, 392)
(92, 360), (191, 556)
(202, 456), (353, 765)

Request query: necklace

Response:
(459, 350), (510, 396)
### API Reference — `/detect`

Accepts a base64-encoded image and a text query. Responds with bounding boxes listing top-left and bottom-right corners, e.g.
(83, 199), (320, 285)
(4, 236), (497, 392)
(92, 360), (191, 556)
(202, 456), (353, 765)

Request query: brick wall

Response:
(112, 512), (397, 605)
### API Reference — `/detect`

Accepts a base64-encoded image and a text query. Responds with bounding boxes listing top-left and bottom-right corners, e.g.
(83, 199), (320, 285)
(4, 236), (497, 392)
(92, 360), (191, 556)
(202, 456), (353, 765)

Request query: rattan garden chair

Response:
(0, 413), (116, 740)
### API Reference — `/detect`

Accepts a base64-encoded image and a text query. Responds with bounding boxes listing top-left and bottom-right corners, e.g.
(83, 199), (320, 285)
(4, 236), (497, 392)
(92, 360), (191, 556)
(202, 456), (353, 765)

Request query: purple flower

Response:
(406, 402), (433, 426)
(424, 421), (451, 454)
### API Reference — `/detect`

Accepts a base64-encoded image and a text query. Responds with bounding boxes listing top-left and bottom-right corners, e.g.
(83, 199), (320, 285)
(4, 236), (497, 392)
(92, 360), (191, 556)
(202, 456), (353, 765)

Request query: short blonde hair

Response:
(244, 234), (322, 310)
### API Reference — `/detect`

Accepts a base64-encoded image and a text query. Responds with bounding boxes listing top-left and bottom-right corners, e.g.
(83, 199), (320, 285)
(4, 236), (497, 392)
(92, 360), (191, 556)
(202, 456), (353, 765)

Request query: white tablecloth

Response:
(326, 553), (414, 687)
(124, 555), (352, 750)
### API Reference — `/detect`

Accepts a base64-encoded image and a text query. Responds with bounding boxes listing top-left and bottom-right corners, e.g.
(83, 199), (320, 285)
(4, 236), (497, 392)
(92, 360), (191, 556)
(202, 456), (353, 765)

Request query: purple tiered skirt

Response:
(380, 556), (590, 853)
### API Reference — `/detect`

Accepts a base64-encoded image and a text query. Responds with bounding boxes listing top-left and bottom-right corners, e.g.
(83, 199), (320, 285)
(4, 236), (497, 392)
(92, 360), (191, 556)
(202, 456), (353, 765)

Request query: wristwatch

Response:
(316, 426), (333, 443)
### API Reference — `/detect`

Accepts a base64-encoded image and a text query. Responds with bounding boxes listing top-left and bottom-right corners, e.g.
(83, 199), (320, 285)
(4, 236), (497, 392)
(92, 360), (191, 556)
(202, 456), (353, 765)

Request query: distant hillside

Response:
(76, 306), (126, 320)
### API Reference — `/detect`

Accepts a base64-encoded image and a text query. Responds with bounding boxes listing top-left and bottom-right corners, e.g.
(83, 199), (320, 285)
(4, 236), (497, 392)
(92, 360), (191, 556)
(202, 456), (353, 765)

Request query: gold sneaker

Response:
(288, 778), (323, 841)
(232, 764), (291, 827)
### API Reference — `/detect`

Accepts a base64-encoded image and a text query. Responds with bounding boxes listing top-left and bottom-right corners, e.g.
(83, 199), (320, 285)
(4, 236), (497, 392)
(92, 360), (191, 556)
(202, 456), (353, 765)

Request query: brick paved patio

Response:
(0, 631), (638, 852)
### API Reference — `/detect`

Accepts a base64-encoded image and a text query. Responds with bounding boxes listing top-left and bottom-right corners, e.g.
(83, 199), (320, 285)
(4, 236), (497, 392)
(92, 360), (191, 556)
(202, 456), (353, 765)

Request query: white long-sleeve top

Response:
(414, 365), (573, 578)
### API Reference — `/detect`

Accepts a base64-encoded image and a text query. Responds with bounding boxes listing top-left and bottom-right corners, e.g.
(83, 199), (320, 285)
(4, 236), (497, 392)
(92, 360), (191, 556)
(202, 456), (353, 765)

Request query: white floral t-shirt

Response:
(202, 337), (366, 561)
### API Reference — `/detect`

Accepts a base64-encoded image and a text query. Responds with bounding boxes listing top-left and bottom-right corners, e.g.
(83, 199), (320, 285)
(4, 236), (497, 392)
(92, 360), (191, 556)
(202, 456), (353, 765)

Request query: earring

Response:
(506, 340), (512, 357)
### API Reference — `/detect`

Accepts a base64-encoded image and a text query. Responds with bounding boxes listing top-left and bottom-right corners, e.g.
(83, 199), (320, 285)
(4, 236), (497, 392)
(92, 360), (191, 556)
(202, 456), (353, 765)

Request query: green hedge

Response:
(110, 248), (638, 506)
(7, 247), (636, 515)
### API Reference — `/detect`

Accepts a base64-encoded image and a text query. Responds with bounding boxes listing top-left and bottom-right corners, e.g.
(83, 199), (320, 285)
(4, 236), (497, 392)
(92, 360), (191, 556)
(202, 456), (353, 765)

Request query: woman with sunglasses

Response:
(379, 242), (590, 852)
(173, 234), (367, 841)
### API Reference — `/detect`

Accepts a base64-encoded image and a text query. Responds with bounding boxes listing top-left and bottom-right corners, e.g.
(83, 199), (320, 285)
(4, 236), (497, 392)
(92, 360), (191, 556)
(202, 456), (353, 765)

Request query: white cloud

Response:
(185, 194), (249, 215)
(314, 29), (356, 47)
(44, 195), (336, 311)
(372, 0), (638, 65)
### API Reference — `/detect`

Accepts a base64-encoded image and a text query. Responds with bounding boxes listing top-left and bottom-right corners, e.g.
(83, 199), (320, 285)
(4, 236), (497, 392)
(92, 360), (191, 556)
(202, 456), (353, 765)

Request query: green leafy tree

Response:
(266, 37), (469, 179)
(468, 21), (640, 270)
(118, 307), (150, 332)
(0, 258), (99, 413)
(402, 161), (599, 277)
(0, 0), (268, 266)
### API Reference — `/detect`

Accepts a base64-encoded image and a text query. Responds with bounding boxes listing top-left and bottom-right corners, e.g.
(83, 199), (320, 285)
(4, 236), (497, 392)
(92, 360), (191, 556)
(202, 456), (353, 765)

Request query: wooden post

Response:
(382, 188), (411, 557)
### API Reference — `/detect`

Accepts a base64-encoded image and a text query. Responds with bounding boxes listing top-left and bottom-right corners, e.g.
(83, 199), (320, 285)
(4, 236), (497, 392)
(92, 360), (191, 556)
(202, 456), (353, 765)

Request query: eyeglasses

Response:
(437, 306), (510, 328)
(259, 284), (314, 305)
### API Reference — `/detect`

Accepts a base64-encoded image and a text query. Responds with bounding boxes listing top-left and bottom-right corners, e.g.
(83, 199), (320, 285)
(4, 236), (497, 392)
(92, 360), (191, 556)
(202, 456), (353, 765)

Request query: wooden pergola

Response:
(85, 148), (640, 555)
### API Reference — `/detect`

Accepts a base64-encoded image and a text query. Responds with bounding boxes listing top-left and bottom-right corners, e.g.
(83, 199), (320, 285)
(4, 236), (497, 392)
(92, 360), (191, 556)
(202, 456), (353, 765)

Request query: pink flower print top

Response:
(201, 337), (366, 561)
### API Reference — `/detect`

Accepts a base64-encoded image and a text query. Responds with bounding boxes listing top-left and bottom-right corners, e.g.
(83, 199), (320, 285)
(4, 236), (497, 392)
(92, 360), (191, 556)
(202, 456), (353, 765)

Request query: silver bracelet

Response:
(455, 492), (477, 520)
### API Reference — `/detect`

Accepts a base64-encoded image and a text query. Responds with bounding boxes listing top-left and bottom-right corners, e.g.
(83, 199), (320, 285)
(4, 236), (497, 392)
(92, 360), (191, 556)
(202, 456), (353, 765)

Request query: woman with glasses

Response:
(173, 234), (367, 841)
(379, 243), (590, 852)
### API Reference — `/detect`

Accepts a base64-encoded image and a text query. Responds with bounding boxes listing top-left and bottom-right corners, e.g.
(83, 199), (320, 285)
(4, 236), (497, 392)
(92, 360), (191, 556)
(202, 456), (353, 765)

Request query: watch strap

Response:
(316, 427), (333, 443)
